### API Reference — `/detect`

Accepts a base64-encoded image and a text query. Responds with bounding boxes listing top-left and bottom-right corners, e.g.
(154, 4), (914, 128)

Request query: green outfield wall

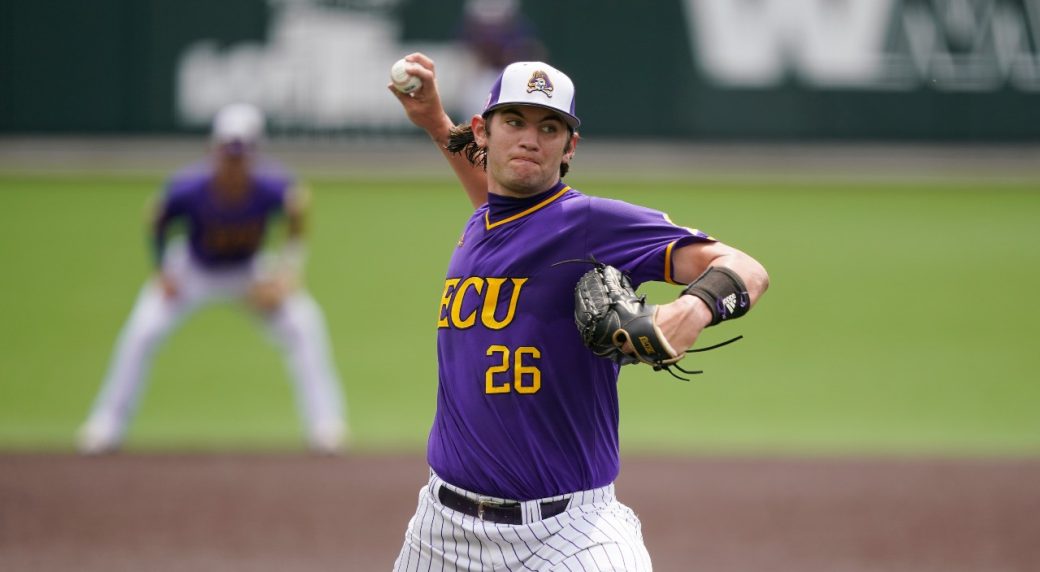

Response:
(3, 0), (1039, 140)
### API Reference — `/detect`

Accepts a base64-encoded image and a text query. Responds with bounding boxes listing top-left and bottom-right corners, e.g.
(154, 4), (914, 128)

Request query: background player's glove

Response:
(573, 264), (683, 369)
(247, 274), (295, 312)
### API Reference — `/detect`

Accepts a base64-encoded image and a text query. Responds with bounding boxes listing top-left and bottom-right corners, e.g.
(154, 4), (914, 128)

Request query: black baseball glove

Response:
(572, 263), (742, 379)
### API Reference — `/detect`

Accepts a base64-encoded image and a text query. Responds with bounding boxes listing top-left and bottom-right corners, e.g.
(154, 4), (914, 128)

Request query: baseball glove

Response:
(572, 263), (742, 379)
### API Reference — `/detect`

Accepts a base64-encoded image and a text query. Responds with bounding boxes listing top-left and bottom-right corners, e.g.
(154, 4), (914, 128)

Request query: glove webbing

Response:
(657, 334), (743, 381)
(558, 257), (746, 380)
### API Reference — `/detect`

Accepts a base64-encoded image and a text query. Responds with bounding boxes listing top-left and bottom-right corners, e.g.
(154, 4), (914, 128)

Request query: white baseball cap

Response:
(211, 102), (265, 146)
(482, 61), (580, 129)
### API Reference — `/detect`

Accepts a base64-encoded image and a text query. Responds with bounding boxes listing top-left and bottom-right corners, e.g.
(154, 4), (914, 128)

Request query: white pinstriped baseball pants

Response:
(393, 472), (653, 572)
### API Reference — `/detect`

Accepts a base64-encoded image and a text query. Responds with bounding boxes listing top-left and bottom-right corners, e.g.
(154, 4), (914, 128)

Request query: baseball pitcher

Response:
(388, 55), (769, 570)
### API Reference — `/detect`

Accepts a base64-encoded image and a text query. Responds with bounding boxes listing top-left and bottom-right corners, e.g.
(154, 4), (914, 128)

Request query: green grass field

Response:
(1, 173), (1038, 455)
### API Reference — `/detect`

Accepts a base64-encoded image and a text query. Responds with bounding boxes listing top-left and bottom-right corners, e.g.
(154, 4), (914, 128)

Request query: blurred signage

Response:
(683, 0), (1040, 91)
(3, 0), (1036, 137)
(175, 1), (467, 129)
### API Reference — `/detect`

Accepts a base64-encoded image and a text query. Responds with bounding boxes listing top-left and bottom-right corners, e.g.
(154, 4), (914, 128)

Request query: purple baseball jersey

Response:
(155, 159), (292, 268)
(428, 181), (714, 501)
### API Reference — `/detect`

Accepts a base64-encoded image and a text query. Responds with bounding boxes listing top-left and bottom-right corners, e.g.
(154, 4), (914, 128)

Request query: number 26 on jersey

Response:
(485, 345), (541, 394)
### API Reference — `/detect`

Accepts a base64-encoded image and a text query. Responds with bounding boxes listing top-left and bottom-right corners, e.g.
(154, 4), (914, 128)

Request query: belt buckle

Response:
(476, 497), (497, 521)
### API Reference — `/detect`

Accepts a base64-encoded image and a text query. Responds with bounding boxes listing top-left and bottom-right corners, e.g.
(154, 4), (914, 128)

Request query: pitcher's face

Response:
(475, 106), (577, 197)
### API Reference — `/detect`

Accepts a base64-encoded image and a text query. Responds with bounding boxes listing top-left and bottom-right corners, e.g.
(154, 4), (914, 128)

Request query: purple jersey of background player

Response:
(429, 182), (714, 501)
(154, 158), (292, 268)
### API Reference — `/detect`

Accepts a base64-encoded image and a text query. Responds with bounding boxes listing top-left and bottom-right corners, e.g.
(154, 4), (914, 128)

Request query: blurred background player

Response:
(77, 103), (348, 455)
(455, 0), (546, 117)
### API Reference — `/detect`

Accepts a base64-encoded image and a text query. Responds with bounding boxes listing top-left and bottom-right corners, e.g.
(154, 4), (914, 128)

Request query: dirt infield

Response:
(2, 454), (1038, 572)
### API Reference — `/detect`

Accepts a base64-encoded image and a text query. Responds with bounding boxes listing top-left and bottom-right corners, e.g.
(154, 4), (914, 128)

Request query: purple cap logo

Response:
(526, 71), (554, 98)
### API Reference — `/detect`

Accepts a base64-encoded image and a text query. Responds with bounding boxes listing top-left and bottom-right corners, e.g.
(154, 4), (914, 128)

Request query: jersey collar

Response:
(485, 181), (570, 230)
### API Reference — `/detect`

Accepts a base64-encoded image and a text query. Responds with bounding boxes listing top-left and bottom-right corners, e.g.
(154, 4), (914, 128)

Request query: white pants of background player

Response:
(394, 472), (653, 572)
(79, 241), (347, 453)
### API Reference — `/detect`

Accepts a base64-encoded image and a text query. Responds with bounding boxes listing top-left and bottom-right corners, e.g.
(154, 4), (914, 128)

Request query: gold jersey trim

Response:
(664, 240), (681, 285)
(484, 186), (571, 230)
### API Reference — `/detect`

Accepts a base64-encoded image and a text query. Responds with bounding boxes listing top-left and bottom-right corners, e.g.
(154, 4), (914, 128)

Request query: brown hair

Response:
(444, 118), (574, 178)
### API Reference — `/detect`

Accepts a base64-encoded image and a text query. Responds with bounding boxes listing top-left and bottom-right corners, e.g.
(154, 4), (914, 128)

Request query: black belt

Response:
(437, 485), (571, 525)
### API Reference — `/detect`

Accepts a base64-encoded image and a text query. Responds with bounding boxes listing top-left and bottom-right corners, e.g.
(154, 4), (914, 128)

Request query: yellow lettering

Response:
(481, 278), (527, 330)
(202, 222), (263, 255)
(450, 277), (484, 329)
(638, 336), (656, 355)
(485, 345), (511, 394)
(437, 278), (460, 328)
(514, 347), (541, 394)
(483, 345), (542, 395)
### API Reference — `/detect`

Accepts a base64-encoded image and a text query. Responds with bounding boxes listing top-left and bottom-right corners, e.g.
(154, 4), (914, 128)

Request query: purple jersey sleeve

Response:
(161, 168), (202, 212)
(584, 196), (715, 287)
(252, 158), (294, 209)
(153, 166), (208, 266)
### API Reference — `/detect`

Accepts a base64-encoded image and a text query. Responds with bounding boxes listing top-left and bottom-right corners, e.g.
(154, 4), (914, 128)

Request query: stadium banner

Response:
(2, 0), (1038, 140)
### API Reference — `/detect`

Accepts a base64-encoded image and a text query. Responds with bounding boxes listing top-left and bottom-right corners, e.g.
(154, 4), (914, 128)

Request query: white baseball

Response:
(390, 58), (423, 94)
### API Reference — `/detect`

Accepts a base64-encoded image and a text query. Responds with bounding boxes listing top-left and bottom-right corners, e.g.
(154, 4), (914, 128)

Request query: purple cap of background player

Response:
(482, 61), (580, 129)
(211, 102), (264, 155)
